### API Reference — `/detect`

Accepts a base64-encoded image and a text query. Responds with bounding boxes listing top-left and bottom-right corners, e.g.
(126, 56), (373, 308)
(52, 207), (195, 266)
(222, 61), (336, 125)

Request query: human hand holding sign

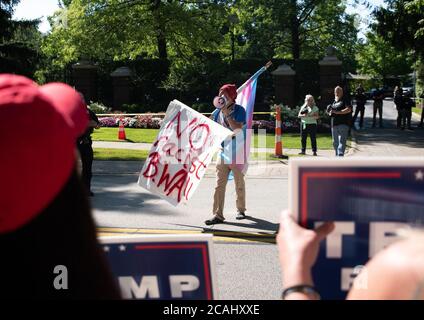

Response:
(277, 210), (334, 299)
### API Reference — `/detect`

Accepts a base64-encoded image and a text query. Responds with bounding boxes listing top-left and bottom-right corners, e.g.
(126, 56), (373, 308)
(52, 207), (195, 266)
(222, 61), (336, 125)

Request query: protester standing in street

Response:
(326, 86), (352, 157)
(372, 88), (384, 128)
(77, 101), (100, 196)
(205, 84), (247, 225)
(298, 95), (319, 156)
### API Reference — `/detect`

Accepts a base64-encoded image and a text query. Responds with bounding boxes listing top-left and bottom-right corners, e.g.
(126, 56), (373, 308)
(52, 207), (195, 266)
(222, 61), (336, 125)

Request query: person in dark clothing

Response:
(77, 107), (100, 196)
(401, 92), (414, 131)
(372, 88), (384, 128)
(352, 84), (367, 129)
(0, 74), (121, 299)
(419, 94), (424, 128)
(394, 86), (404, 128)
(326, 86), (352, 157)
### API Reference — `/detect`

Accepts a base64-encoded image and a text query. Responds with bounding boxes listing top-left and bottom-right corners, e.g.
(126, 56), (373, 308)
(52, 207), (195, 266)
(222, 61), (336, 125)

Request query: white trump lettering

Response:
(316, 222), (355, 258)
(169, 275), (200, 298)
(118, 276), (160, 299)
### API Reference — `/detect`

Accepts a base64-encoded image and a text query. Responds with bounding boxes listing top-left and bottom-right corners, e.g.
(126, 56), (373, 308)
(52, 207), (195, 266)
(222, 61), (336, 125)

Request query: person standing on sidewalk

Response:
(77, 101), (100, 196)
(394, 86), (404, 128)
(401, 91), (414, 131)
(326, 86), (352, 157)
(352, 84), (366, 129)
(298, 95), (319, 156)
(205, 84), (247, 225)
(372, 88), (384, 128)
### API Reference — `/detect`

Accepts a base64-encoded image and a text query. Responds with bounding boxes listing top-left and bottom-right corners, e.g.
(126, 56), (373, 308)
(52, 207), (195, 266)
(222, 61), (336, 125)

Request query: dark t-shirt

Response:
(78, 109), (99, 145)
(355, 92), (366, 107)
(373, 89), (384, 103)
(329, 97), (352, 126)
(394, 93), (403, 109)
(402, 97), (414, 110)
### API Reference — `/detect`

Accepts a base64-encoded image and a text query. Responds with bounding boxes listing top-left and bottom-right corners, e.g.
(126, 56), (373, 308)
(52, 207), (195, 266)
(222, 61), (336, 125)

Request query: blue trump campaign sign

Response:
(99, 234), (217, 300)
(289, 158), (424, 299)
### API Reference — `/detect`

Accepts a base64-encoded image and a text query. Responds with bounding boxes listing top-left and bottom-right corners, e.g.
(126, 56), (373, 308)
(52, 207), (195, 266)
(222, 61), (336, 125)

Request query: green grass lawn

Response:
(413, 107), (422, 116)
(94, 148), (149, 161)
(93, 148), (299, 161)
(92, 128), (159, 143)
(252, 132), (335, 149)
(93, 127), (337, 150)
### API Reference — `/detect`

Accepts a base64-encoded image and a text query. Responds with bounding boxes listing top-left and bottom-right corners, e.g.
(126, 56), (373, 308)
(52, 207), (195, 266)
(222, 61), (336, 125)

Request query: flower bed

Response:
(251, 104), (331, 133)
(99, 115), (163, 129)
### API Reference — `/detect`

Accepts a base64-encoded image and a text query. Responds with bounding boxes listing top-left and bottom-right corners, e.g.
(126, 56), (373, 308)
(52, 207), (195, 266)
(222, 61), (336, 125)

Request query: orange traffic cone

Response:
(274, 106), (288, 159)
(118, 120), (126, 140)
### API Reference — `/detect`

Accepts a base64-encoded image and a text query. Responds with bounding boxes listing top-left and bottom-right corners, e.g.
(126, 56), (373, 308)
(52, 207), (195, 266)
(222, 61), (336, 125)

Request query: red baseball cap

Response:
(0, 74), (88, 233)
(219, 84), (237, 101)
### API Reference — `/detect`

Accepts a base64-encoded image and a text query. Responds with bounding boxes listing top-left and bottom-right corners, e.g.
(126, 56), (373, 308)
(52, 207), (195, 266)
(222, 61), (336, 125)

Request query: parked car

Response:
(381, 86), (394, 98)
(402, 87), (415, 96)
(364, 88), (377, 100)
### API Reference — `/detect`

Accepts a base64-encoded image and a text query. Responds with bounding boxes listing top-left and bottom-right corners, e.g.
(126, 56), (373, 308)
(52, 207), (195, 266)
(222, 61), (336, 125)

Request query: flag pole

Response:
(236, 61), (273, 93)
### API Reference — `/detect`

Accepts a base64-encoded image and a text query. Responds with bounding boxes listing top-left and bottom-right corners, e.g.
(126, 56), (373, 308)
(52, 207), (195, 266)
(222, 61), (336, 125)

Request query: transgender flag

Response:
(222, 65), (268, 175)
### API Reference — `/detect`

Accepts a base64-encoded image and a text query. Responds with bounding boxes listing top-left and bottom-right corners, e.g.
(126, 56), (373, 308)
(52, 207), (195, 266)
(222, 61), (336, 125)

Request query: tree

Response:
(373, 0), (424, 95)
(234, 0), (359, 67)
(0, 0), (41, 76)
(356, 31), (412, 82)
(42, 0), (229, 64)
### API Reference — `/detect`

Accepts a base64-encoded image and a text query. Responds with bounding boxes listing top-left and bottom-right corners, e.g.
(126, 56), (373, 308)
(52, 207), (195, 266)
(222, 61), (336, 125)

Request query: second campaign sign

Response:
(289, 158), (424, 299)
(99, 234), (217, 300)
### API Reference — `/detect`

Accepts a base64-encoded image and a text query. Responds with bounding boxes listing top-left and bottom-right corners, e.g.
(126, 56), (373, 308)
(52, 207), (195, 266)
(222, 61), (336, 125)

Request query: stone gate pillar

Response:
(272, 64), (296, 107)
(72, 60), (98, 102)
(319, 47), (342, 108)
(110, 67), (132, 110)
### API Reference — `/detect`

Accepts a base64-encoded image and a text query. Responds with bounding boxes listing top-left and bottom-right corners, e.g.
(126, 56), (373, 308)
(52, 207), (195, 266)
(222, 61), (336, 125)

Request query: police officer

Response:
(372, 88), (384, 128)
(77, 102), (100, 196)
(352, 84), (366, 129)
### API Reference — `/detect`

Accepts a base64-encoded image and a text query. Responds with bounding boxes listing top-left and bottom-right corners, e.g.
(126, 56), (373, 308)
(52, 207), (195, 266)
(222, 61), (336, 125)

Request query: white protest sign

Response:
(138, 100), (232, 206)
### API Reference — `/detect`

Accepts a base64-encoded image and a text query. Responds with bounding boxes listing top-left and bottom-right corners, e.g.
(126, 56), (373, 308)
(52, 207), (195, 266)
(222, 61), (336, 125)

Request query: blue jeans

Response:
(331, 124), (349, 156)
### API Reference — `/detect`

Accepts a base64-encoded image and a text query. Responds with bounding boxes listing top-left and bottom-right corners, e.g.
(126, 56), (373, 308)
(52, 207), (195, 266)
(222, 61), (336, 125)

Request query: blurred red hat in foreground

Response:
(0, 74), (88, 233)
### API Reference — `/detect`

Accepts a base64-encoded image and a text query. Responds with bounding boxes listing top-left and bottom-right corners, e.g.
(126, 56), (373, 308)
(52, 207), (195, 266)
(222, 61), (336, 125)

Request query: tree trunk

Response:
(289, 0), (300, 60)
(151, 0), (167, 60)
(291, 22), (300, 60)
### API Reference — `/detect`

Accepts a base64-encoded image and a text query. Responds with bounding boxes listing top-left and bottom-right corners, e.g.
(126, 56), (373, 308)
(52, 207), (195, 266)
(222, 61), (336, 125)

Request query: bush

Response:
(263, 103), (331, 133)
(121, 104), (143, 113)
(89, 102), (111, 114)
(192, 102), (214, 113)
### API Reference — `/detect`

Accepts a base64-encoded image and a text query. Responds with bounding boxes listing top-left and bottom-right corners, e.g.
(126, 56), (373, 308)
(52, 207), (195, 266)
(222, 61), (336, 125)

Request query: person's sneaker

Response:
(407, 127), (414, 131)
(298, 151), (306, 155)
(236, 212), (246, 220)
(313, 152), (317, 156)
(205, 217), (224, 225)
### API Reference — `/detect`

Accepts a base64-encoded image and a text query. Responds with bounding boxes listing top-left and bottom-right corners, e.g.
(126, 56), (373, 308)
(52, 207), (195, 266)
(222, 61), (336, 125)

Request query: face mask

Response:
(213, 95), (227, 109)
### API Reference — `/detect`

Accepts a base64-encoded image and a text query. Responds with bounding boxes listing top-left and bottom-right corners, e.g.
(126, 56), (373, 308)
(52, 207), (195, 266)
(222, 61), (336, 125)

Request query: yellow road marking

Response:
(97, 227), (276, 244)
